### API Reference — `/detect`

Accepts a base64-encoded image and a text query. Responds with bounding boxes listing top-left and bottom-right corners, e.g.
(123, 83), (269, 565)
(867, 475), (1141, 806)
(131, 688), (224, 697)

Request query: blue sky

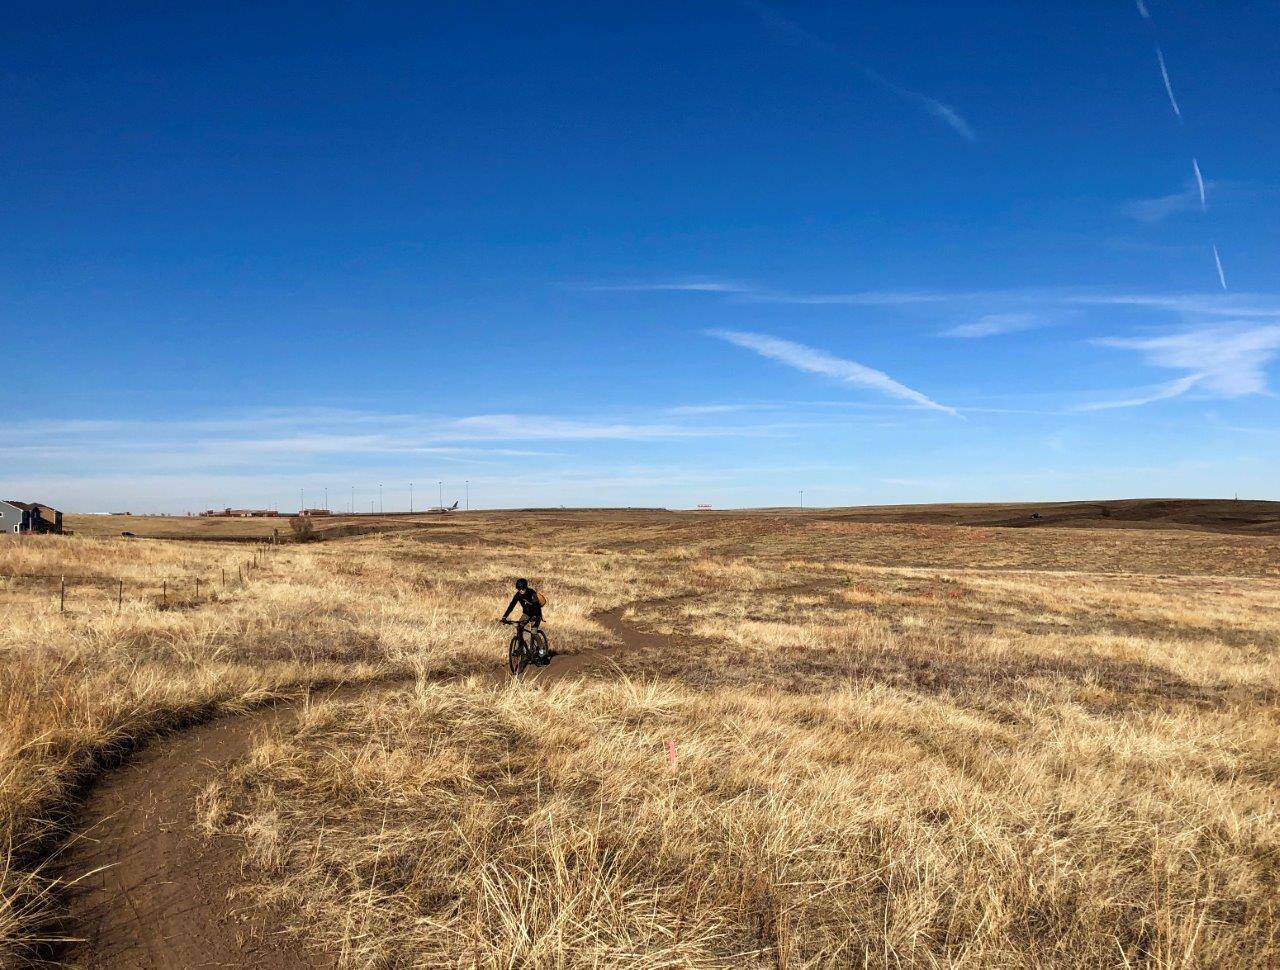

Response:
(4, 1), (1277, 512)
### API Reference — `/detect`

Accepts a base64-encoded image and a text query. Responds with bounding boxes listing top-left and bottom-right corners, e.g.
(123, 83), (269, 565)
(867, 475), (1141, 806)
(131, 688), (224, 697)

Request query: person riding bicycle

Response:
(501, 578), (548, 660)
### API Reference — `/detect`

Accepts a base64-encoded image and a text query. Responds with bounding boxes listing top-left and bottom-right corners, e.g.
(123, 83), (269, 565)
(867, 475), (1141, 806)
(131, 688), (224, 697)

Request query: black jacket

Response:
(502, 587), (542, 621)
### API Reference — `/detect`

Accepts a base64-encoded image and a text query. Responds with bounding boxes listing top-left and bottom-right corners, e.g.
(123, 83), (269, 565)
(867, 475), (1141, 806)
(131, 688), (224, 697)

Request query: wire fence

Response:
(0, 544), (278, 614)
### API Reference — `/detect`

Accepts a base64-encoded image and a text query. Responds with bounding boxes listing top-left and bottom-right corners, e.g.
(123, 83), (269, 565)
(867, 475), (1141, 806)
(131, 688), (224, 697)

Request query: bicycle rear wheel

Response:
(530, 630), (549, 661)
(508, 635), (528, 674)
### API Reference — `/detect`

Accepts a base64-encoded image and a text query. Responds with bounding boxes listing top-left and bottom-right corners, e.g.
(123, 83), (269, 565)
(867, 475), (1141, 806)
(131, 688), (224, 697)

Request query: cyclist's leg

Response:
(528, 617), (547, 657)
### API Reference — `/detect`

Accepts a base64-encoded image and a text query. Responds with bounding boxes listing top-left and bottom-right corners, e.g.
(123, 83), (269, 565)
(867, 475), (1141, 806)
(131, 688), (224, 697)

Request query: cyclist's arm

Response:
(500, 593), (519, 620)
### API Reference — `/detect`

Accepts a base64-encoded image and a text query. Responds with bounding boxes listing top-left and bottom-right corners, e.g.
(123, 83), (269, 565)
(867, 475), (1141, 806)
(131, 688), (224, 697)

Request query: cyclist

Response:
(500, 578), (548, 662)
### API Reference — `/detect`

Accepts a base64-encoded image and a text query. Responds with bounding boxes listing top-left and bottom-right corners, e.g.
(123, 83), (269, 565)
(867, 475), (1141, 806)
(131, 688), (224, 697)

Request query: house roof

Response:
(3, 501), (59, 513)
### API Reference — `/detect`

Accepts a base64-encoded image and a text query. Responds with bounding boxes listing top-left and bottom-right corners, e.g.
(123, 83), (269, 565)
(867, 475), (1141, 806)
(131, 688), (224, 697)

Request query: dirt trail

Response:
(522, 605), (656, 683)
(50, 686), (391, 970)
(49, 606), (661, 969)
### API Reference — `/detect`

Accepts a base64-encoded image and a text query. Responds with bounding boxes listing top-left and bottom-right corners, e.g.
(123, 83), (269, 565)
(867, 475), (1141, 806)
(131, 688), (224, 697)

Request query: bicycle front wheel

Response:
(508, 635), (528, 675)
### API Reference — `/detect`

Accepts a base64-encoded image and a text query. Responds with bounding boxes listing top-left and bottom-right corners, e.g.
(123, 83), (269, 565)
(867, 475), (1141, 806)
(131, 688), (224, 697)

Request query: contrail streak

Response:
(744, 1), (977, 142)
(1136, 2), (1232, 291)
(1155, 46), (1181, 121)
(1212, 244), (1228, 290)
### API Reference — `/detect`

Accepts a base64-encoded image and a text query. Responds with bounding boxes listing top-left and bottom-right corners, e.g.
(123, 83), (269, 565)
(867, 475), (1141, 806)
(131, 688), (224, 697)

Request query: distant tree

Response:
(290, 515), (315, 542)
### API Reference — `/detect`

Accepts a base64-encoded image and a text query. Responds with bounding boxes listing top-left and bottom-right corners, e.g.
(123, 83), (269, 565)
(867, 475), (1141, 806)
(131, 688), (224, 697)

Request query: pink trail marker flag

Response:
(666, 738), (678, 771)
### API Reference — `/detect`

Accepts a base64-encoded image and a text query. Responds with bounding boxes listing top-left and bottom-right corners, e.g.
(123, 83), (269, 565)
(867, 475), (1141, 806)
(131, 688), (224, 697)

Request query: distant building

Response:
(0, 501), (64, 534)
(298, 508), (332, 517)
(201, 508), (280, 518)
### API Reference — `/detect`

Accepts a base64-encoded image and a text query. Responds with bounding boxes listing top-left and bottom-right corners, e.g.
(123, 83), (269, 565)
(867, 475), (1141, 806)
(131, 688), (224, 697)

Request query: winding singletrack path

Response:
(50, 606), (663, 969)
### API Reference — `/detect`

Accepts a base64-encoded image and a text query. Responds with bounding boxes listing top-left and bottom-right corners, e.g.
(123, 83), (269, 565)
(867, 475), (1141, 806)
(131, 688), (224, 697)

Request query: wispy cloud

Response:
(586, 279), (1280, 319)
(939, 313), (1042, 339)
(1, 407), (787, 479)
(1125, 162), (1215, 223)
(1065, 292), (1280, 318)
(1073, 374), (1203, 411)
(581, 282), (976, 306)
(744, 0), (833, 51)
(665, 403), (781, 415)
(1089, 324), (1280, 409)
(1124, 182), (1205, 222)
(449, 414), (748, 441)
(1136, 0), (1150, 19)
(707, 329), (957, 414)
(582, 279), (751, 294)
(858, 65), (977, 142)
(745, 1), (976, 142)
(753, 289), (962, 306)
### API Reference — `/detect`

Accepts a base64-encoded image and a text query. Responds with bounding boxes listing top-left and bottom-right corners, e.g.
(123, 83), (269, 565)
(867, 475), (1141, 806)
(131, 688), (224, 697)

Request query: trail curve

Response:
(48, 605), (669, 968)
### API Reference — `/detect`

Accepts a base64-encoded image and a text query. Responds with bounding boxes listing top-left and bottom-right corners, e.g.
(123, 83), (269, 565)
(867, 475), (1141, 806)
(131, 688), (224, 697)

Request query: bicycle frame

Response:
(502, 618), (547, 674)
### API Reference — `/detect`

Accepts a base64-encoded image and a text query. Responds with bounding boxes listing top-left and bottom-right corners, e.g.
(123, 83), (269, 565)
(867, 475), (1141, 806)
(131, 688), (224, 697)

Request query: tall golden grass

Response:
(3, 514), (1279, 965)
(0, 526), (640, 961)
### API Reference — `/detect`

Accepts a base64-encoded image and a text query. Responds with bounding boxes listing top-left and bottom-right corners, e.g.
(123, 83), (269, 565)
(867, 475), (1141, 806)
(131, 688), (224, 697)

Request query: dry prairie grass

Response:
(0, 530), (629, 962)
(4, 514), (1279, 966)
(204, 677), (1279, 966)
(203, 518), (1277, 967)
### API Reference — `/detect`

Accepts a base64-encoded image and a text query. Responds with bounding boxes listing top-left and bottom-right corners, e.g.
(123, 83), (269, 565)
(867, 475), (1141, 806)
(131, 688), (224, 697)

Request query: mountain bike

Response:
(501, 619), (550, 674)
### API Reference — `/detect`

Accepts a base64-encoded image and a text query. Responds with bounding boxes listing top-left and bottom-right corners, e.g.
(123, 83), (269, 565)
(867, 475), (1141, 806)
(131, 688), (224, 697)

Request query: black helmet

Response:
(515, 578), (528, 590)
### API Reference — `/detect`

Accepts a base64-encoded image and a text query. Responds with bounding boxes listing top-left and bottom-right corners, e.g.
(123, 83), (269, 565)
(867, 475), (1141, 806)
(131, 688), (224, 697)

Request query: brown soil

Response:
(47, 610), (658, 969)
(51, 693), (341, 969)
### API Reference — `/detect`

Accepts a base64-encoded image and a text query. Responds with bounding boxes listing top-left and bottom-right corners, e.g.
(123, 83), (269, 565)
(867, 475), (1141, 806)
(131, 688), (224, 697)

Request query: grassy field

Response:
(65, 511), (450, 541)
(65, 497), (1280, 542)
(3, 510), (1279, 966)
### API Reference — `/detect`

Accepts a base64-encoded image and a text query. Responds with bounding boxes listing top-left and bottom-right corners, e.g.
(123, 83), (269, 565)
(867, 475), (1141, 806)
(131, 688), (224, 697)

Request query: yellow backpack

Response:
(535, 590), (548, 607)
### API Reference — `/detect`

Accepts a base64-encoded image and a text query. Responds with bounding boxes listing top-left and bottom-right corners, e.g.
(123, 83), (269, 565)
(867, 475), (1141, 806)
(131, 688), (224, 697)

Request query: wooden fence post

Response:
(117, 580), (123, 611)
(195, 576), (200, 601)
(60, 576), (66, 613)
(163, 580), (167, 606)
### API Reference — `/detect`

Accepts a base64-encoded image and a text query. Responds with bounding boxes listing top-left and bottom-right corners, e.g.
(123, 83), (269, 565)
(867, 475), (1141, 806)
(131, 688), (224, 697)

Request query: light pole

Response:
(465, 480), (469, 511)
(324, 487), (328, 512)
(410, 483), (414, 513)
(800, 490), (804, 509)
(300, 488), (304, 513)
(378, 483), (383, 514)
(350, 486), (355, 514)
(438, 480), (443, 509)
